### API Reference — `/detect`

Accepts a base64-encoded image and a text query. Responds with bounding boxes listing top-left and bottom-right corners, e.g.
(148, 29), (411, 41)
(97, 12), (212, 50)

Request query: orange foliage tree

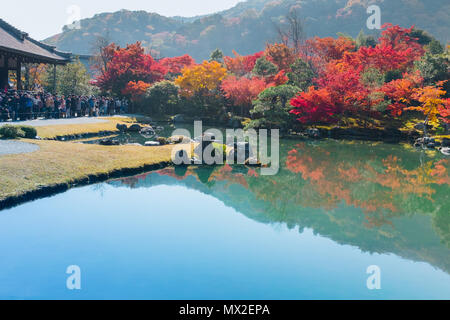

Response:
(224, 51), (264, 76)
(408, 81), (449, 125)
(265, 43), (296, 71)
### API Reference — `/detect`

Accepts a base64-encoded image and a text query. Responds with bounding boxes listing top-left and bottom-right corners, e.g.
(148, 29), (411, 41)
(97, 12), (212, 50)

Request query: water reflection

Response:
(111, 140), (450, 273)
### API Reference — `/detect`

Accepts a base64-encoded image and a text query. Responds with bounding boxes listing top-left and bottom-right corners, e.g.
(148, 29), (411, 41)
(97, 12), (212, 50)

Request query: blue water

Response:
(0, 140), (449, 299)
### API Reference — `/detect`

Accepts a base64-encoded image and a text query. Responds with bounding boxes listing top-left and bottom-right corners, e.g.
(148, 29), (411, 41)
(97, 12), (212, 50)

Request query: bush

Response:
(20, 126), (38, 139)
(0, 125), (26, 139)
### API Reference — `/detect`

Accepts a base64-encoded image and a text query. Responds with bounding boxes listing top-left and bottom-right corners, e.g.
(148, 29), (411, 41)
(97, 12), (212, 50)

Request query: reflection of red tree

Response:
(431, 160), (450, 185)
(119, 172), (152, 188)
(285, 144), (448, 224)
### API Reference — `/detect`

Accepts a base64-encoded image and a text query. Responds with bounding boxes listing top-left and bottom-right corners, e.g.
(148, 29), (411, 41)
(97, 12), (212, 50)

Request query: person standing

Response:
(60, 96), (66, 118)
(76, 97), (82, 117)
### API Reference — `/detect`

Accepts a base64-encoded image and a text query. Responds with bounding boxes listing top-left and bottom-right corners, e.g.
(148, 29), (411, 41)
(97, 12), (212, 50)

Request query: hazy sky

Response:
(2, 0), (243, 40)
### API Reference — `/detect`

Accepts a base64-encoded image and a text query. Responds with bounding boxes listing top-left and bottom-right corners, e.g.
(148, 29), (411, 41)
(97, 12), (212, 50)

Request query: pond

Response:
(0, 139), (449, 299)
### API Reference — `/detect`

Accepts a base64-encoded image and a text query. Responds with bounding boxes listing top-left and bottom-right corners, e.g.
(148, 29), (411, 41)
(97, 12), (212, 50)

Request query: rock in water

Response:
(306, 128), (321, 139)
(140, 126), (155, 135)
(127, 124), (143, 132)
(414, 137), (436, 148)
(116, 124), (128, 132)
(441, 148), (450, 156)
(245, 157), (261, 167)
(144, 141), (160, 147)
(100, 139), (120, 146)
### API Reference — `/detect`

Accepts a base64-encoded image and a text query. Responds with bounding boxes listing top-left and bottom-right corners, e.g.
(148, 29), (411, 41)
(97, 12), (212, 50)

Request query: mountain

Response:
(44, 0), (450, 61)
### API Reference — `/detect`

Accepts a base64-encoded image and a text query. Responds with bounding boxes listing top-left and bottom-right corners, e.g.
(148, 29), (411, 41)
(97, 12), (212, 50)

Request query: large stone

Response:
(415, 137), (436, 147)
(306, 128), (321, 139)
(144, 141), (161, 147)
(440, 148), (450, 156)
(127, 124), (143, 132)
(169, 135), (190, 144)
(100, 139), (120, 146)
(140, 126), (155, 135)
(244, 157), (261, 167)
(116, 124), (128, 132)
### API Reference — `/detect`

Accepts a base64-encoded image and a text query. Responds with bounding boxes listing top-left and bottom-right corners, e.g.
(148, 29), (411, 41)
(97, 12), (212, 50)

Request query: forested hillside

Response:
(44, 0), (450, 61)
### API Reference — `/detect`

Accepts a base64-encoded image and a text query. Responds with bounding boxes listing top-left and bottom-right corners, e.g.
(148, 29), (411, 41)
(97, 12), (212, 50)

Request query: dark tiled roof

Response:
(0, 19), (71, 64)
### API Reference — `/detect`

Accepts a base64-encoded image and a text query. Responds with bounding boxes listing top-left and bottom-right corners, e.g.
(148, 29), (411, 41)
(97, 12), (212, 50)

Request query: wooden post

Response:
(16, 58), (22, 90)
(24, 64), (29, 91)
(53, 64), (57, 94)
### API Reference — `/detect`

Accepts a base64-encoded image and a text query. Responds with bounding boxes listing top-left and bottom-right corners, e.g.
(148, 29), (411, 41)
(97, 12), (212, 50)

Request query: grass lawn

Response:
(36, 116), (135, 139)
(0, 139), (174, 202)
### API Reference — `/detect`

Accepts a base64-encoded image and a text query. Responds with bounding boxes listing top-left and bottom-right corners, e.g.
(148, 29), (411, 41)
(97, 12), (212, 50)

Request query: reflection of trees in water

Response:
(284, 142), (448, 226)
(114, 140), (450, 253)
(90, 183), (108, 198)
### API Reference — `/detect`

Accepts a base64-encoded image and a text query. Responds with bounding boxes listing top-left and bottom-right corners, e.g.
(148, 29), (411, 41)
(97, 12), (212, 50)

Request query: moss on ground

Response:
(35, 117), (135, 139)
(0, 139), (174, 201)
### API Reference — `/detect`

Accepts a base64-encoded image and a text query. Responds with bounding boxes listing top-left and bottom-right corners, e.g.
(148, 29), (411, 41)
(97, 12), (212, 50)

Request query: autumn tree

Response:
(378, 24), (425, 65)
(224, 51), (264, 76)
(95, 42), (167, 96)
(308, 36), (355, 62)
(408, 82), (449, 129)
(290, 87), (340, 124)
(381, 72), (423, 116)
(221, 76), (269, 116)
(265, 43), (296, 71)
(122, 81), (151, 102)
(175, 61), (227, 116)
(175, 61), (227, 97)
(160, 54), (195, 78)
(23, 64), (47, 91)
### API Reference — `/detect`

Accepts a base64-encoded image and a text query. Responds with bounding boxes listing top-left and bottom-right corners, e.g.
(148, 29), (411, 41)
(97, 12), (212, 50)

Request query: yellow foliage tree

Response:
(175, 61), (227, 97)
(408, 81), (448, 127)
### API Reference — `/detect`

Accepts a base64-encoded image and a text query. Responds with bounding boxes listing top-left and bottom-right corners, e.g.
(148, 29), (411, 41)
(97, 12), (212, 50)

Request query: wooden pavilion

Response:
(0, 18), (71, 90)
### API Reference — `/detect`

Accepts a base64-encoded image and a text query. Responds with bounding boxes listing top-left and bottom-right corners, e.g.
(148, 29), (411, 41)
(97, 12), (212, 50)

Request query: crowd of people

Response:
(0, 90), (129, 122)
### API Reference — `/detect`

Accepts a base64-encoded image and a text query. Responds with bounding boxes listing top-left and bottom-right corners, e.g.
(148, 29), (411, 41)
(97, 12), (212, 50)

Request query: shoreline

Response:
(1, 117), (448, 211)
(0, 161), (170, 211)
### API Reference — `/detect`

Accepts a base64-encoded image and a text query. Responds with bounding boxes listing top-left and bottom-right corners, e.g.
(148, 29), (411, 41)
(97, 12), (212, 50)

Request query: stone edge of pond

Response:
(0, 161), (171, 212)
(44, 130), (120, 141)
(286, 127), (422, 143)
